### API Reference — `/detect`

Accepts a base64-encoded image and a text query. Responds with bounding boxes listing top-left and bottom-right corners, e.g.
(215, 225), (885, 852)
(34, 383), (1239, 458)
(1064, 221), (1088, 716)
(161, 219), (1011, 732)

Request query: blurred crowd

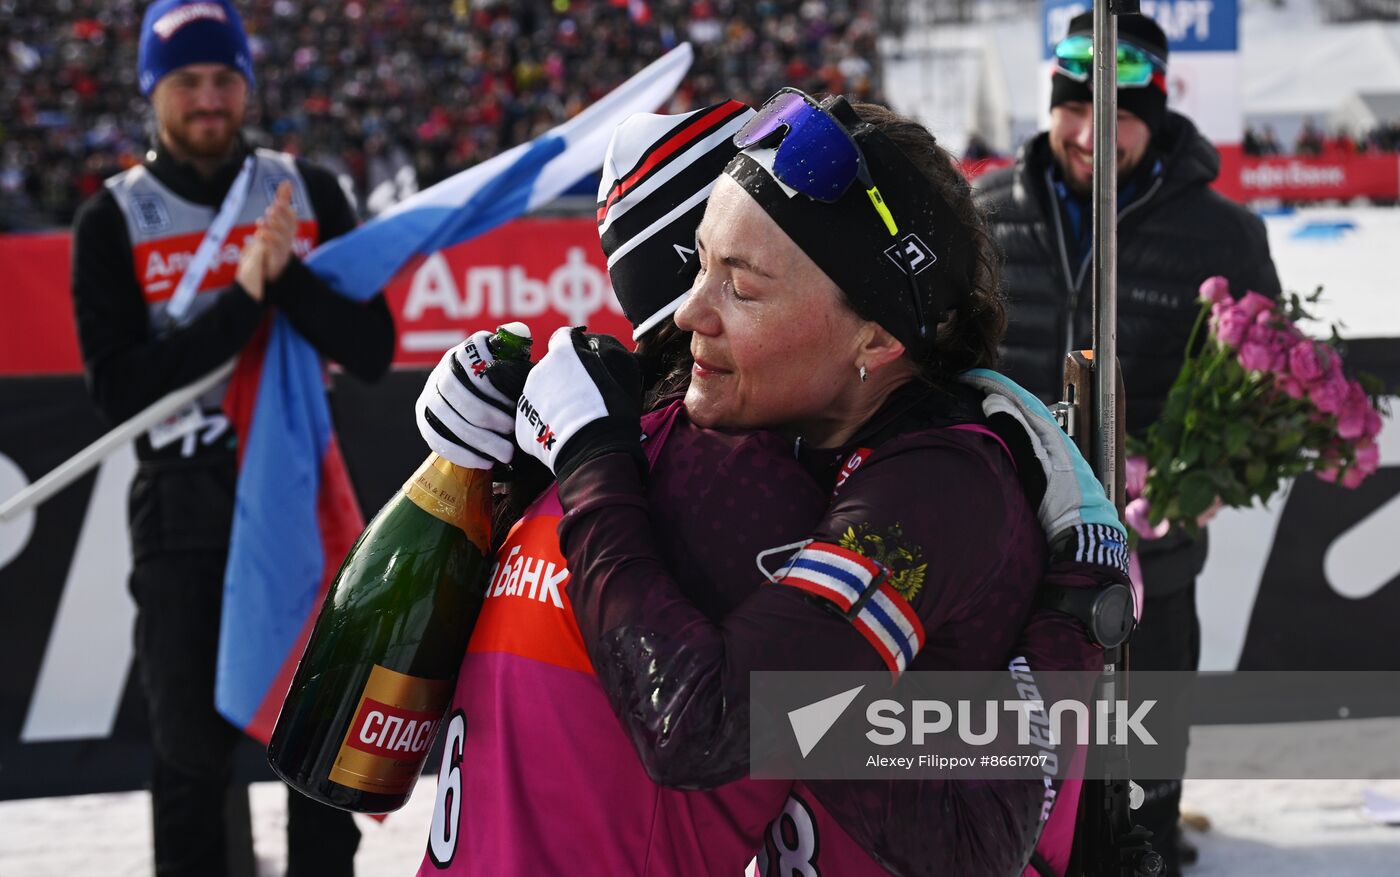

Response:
(1244, 118), (1400, 157)
(1, 0), (883, 230)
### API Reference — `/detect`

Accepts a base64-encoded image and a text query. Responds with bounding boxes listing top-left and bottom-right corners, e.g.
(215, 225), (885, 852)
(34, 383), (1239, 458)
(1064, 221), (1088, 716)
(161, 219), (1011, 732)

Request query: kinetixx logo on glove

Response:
(518, 397), (558, 451)
(512, 327), (645, 481)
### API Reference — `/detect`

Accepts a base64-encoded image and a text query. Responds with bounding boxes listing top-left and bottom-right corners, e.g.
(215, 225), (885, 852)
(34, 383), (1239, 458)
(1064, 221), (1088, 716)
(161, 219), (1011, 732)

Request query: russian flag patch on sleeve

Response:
(777, 541), (926, 677)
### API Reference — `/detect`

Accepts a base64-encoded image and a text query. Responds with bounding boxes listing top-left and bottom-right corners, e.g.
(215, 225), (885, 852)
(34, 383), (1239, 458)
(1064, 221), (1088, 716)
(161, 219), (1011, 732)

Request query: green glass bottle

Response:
(267, 324), (531, 814)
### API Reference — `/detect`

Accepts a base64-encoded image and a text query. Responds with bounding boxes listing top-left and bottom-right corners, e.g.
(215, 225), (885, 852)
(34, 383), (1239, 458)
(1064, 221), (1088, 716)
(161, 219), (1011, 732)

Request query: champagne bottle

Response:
(267, 324), (531, 813)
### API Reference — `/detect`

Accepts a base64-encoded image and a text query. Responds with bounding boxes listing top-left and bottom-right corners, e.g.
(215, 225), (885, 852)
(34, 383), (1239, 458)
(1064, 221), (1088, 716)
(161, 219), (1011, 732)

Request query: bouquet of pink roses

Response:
(1125, 276), (1388, 542)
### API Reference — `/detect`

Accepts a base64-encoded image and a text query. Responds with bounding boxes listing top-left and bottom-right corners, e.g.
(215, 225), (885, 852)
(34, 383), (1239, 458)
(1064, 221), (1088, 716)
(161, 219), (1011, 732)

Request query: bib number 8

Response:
(760, 794), (820, 877)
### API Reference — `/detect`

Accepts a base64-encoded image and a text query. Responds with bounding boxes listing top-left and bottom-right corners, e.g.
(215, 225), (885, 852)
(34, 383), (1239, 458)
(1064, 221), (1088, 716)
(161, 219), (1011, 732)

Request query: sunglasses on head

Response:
(733, 87), (929, 341)
(1053, 34), (1166, 89)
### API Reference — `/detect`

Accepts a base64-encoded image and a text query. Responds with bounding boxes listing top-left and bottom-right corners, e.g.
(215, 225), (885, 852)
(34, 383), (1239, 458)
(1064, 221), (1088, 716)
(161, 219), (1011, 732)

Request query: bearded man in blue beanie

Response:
(975, 12), (1281, 876)
(70, 2), (394, 874)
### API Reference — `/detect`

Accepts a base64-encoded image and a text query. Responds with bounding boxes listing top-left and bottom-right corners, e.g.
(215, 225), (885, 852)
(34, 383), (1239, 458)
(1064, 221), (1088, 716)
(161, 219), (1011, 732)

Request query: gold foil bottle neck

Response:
(403, 453), (491, 551)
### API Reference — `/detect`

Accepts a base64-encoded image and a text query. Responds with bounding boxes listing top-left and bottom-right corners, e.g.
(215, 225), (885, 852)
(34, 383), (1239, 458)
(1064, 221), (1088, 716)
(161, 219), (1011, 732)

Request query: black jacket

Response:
(72, 141), (395, 429)
(71, 141), (395, 557)
(974, 112), (1282, 591)
(974, 112), (1281, 437)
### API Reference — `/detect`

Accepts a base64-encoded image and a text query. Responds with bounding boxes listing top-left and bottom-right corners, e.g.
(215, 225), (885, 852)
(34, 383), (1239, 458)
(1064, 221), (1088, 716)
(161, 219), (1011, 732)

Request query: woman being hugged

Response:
(512, 92), (1054, 875)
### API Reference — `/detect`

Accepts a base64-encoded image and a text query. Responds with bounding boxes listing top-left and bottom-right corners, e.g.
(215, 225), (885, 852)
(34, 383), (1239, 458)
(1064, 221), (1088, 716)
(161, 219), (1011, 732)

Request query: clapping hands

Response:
(235, 180), (298, 302)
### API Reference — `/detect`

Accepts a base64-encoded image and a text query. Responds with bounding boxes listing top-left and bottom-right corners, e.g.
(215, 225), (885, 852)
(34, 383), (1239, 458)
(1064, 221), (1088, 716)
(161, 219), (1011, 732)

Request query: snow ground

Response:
(0, 777), (440, 877)
(2, 776), (1399, 875)
(1261, 205), (1400, 338)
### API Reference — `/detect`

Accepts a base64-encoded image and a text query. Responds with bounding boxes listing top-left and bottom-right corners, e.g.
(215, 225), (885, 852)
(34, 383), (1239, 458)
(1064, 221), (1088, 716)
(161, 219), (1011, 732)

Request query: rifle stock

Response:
(1061, 351), (1126, 518)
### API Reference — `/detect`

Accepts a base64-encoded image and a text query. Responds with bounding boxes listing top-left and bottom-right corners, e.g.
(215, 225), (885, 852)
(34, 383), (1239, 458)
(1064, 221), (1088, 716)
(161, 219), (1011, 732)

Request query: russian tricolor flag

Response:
(213, 44), (693, 742)
(777, 541), (925, 678)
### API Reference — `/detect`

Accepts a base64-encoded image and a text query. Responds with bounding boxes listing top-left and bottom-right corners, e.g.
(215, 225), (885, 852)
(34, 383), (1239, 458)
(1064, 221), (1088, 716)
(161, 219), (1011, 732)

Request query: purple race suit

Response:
(421, 386), (1115, 875)
(554, 386), (1062, 875)
(417, 403), (828, 875)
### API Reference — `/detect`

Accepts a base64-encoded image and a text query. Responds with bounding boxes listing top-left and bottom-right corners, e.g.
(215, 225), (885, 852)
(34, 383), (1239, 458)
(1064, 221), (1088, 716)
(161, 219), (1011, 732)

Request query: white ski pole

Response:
(0, 360), (235, 522)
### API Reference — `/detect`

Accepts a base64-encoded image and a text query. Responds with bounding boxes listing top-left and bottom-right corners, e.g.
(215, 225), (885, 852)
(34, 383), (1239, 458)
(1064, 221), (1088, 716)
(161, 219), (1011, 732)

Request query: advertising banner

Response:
(0, 372), (429, 799)
(1215, 150), (1400, 202)
(385, 218), (630, 368)
(0, 218), (629, 378)
(0, 233), (83, 376)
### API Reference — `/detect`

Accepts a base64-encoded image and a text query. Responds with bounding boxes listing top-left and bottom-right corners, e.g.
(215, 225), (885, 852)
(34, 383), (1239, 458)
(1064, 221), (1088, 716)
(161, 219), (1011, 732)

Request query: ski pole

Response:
(0, 360), (235, 522)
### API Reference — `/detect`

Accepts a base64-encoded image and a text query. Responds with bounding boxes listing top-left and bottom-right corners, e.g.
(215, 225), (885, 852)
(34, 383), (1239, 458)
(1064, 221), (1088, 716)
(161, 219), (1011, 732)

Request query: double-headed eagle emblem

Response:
(838, 522), (928, 601)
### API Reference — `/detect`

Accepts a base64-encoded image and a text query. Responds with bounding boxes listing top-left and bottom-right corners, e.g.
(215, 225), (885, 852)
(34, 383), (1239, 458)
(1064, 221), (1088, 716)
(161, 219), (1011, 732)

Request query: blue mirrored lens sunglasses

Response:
(733, 88), (928, 341)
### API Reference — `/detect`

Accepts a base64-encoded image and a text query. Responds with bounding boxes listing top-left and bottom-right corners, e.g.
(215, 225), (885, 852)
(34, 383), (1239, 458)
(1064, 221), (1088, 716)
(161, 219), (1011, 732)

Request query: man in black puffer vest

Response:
(975, 12), (1281, 876)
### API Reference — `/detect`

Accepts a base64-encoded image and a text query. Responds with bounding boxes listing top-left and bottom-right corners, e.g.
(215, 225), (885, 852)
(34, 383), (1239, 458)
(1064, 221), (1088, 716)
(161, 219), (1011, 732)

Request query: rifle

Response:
(1061, 1), (1162, 873)
(1056, 352), (1161, 877)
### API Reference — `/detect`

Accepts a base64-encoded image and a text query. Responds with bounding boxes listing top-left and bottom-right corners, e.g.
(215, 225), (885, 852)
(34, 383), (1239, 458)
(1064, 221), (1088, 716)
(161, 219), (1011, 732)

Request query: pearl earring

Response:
(859, 365), (868, 384)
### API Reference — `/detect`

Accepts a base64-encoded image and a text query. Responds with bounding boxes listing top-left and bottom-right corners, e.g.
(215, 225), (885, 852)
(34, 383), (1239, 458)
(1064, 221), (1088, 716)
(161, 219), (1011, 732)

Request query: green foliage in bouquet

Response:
(1125, 277), (1388, 543)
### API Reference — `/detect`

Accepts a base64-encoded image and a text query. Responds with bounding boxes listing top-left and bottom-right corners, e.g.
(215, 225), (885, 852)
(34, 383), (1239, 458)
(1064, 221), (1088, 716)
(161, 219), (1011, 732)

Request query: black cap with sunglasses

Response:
(1051, 12), (1170, 136)
(723, 89), (974, 358)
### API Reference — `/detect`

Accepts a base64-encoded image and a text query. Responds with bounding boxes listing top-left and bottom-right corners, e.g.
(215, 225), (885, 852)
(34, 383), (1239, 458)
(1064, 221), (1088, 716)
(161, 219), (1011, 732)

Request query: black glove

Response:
(415, 329), (532, 469)
(514, 327), (644, 481)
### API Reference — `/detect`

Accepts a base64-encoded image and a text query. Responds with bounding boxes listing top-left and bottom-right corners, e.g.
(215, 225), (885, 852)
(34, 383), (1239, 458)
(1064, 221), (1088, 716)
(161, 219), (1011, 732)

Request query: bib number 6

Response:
(427, 710), (468, 867)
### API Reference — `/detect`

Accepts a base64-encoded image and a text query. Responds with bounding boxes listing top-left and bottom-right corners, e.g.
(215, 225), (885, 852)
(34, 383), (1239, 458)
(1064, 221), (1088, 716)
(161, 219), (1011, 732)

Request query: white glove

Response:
(415, 330), (520, 469)
(514, 327), (643, 481)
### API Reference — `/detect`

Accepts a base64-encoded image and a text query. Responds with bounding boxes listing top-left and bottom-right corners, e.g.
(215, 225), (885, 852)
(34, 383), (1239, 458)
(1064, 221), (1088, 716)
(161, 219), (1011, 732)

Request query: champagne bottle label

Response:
(403, 454), (491, 550)
(328, 664), (452, 795)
